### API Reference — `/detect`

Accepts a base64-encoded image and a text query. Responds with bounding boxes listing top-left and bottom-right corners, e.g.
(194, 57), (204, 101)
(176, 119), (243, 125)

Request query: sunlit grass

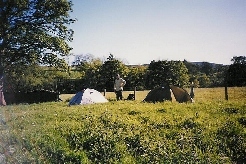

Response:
(1, 87), (246, 163)
(60, 87), (246, 102)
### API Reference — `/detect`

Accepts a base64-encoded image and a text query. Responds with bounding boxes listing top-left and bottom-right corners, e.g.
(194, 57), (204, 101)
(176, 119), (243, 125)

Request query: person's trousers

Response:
(115, 90), (123, 100)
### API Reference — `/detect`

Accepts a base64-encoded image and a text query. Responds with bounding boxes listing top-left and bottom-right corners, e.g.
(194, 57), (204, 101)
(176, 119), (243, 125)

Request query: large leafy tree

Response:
(98, 54), (127, 91)
(0, 0), (75, 97)
(145, 60), (189, 89)
(0, 0), (75, 71)
(125, 65), (147, 90)
(71, 54), (103, 89)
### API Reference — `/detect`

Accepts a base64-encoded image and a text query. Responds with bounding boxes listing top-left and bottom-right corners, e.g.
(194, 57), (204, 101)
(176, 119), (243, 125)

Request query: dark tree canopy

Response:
(145, 60), (189, 89)
(98, 54), (127, 91)
(231, 56), (246, 65)
(0, 0), (75, 70)
(227, 56), (246, 86)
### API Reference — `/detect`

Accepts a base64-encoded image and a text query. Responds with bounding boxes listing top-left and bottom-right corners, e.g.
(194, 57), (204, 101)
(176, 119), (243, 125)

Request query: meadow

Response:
(0, 87), (246, 163)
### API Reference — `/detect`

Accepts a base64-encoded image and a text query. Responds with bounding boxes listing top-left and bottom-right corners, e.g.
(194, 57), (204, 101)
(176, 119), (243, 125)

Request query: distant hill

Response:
(127, 61), (228, 67)
(191, 62), (227, 67)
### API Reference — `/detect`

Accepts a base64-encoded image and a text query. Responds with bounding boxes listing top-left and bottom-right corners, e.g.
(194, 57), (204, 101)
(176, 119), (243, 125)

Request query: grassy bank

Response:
(1, 87), (246, 163)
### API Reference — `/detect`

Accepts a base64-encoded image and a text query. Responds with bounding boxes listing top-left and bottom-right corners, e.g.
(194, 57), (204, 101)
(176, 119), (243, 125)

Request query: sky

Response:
(68, 0), (246, 65)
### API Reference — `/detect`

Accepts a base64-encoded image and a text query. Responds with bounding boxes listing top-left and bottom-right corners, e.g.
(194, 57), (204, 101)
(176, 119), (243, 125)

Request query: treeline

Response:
(4, 55), (245, 94)
(1, 1), (244, 95)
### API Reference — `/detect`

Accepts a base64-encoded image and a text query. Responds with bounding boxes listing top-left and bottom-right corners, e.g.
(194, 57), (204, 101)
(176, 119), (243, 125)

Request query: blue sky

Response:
(68, 0), (246, 65)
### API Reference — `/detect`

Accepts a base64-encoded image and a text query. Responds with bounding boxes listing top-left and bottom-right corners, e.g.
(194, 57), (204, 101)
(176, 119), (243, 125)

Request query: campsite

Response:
(1, 87), (246, 163)
(1, 1), (246, 163)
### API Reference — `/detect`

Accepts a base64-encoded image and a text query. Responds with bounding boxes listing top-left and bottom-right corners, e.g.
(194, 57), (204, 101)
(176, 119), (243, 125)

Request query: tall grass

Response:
(1, 87), (245, 163)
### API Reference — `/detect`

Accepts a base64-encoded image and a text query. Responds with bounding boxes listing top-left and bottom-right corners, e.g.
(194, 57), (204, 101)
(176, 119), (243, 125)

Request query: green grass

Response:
(1, 87), (246, 163)
(61, 87), (246, 102)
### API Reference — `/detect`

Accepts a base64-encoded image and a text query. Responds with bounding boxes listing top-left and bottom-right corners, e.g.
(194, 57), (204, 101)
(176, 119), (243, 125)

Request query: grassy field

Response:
(1, 87), (246, 163)
(61, 87), (246, 102)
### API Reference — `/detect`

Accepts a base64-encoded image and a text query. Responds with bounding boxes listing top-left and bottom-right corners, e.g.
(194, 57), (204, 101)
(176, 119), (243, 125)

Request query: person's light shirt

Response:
(114, 78), (126, 91)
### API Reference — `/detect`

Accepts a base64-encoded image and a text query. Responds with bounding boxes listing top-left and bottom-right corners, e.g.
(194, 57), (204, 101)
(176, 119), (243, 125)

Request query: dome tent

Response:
(169, 85), (192, 103)
(143, 84), (192, 103)
(68, 88), (108, 106)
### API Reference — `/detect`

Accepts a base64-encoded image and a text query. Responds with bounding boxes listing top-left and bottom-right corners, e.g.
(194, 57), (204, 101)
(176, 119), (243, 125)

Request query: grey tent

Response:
(143, 85), (192, 103)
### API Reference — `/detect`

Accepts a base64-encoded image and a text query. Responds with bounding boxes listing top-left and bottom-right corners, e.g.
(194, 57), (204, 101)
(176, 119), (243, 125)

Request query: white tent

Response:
(68, 88), (108, 106)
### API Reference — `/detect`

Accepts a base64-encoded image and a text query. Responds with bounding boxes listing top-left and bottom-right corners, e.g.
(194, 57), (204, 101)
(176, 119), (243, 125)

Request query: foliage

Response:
(3, 53), (241, 94)
(200, 62), (214, 75)
(73, 54), (102, 89)
(2, 87), (246, 163)
(197, 73), (211, 88)
(124, 65), (147, 90)
(183, 60), (200, 76)
(70, 54), (148, 91)
(145, 60), (189, 89)
(183, 60), (229, 88)
(227, 56), (246, 86)
(209, 65), (228, 87)
(4, 64), (69, 92)
(231, 56), (246, 65)
(66, 56), (233, 92)
(98, 54), (128, 91)
(0, 0), (75, 73)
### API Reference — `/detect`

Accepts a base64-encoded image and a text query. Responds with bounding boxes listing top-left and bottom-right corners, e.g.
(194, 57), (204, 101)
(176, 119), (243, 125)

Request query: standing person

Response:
(114, 74), (126, 100)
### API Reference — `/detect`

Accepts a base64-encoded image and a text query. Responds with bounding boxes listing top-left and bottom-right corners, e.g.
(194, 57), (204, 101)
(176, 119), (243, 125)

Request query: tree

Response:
(72, 54), (103, 89)
(4, 64), (70, 92)
(0, 0), (75, 99)
(200, 62), (214, 76)
(231, 56), (246, 65)
(170, 60), (190, 87)
(71, 53), (95, 66)
(98, 54), (127, 91)
(183, 60), (200, 86)
(183, 60), (228, 87)
(227, 56), (246, 86)
(0, 0), (75, 70)
(145, 60), (189, 89)
(209, 65), (228, 87)
(183, 60), (200, 75)
(198, 73), (211, 88)
(125, 65), (147, 90)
